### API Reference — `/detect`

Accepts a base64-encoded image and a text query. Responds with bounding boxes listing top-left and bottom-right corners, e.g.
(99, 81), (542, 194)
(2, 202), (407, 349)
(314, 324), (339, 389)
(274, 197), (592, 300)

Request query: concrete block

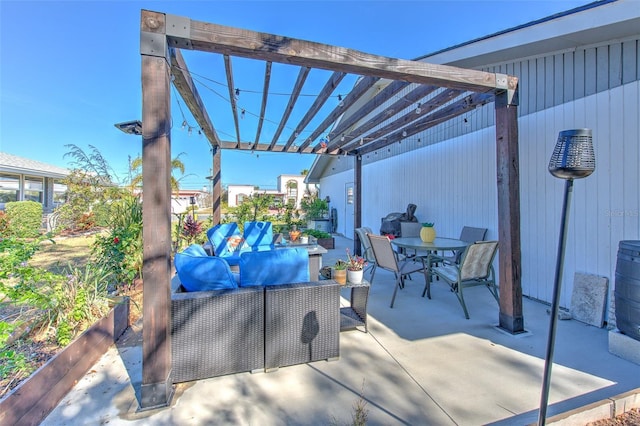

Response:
(544, 399), (613, 425)
(609, 329), (640, 365)
(611, 388), (640, 416)
(571, 272), (608, 327)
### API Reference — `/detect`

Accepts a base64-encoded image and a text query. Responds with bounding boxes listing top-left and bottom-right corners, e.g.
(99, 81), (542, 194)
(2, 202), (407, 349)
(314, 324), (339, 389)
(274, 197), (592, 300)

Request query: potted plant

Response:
(332, 259), (348, 285)
(346, 248), (367, 284)
(304, 228), (334, 249)
(301, 197), (331, 233)
(420, 222), (436, 243)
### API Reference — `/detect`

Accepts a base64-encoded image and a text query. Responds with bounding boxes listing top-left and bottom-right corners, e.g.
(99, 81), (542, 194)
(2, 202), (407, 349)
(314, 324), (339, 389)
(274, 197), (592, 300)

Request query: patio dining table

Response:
(391, 237), (469, 298)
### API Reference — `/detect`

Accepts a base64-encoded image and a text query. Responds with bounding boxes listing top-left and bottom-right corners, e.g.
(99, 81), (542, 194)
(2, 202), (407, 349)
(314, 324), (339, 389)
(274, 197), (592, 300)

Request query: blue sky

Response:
(1, 0), (594, 190)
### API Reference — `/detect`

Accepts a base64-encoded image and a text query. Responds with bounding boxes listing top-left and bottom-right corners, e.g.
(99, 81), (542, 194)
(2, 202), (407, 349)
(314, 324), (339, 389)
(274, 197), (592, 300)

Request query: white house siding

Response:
(322, 79), (639, 312)
(311, 1), (640, 315)
(318, 169), (352, 237)
(518, 81), (640, 308)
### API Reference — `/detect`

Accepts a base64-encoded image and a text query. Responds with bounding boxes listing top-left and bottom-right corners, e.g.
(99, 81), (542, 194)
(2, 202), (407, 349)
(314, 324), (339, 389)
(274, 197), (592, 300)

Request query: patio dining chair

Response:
(442, 226), (488, 264)
(355, 227), (377, 282)
(428, 240), (499, 319)
(368, 234), (429, 308)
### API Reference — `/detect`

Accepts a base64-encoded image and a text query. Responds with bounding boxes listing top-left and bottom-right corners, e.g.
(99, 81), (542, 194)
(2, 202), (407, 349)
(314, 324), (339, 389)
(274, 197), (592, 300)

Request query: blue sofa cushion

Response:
(239, 248), (310, 287)
(206, 223), (243, 257)
(174, 244), (239, 292)
(243, 221), (274, 251)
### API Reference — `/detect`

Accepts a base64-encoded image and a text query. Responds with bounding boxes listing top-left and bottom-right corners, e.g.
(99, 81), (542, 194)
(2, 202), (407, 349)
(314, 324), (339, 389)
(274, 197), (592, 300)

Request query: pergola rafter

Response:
(139, 9), (522, 410)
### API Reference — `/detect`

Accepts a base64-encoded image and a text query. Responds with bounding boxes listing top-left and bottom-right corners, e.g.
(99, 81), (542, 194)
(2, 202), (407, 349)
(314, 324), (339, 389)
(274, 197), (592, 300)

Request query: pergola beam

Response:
(283, 71), (346, 151)
(167, 16), (497, 92)
(268, 66), (310, 150)
(169, 48), (221, 147)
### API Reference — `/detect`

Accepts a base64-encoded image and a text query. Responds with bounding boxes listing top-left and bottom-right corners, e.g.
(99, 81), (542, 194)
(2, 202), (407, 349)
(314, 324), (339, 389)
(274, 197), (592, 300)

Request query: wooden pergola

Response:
(139, 9), (522, 408)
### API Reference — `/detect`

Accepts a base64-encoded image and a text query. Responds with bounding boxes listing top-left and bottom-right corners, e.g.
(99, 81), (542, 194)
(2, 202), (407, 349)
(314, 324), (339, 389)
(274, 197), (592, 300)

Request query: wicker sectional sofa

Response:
(170, 276), (340, 383)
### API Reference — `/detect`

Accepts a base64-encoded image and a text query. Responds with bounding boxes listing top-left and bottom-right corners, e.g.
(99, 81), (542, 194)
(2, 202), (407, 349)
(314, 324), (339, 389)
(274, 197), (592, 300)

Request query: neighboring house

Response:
(227, 174), (317, 209)
(171, 189), (208, 215)
(306, 0), (640, 316)
(0, 152), (69, 213)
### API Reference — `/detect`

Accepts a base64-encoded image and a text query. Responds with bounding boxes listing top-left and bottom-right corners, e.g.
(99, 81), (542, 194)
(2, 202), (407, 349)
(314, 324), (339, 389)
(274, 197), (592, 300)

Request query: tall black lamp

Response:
(538, 128), (595, 425)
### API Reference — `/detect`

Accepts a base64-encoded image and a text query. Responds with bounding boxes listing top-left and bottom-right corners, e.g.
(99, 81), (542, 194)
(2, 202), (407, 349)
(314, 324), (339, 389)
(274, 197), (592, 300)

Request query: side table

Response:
(339, 279), (370, 332)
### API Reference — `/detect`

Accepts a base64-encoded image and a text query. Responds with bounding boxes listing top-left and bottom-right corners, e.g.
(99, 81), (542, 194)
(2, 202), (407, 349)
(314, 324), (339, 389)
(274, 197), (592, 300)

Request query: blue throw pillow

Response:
(243, 221), (274, 250)
(239, 248), (310, 287)
(174, 244), (238, 292)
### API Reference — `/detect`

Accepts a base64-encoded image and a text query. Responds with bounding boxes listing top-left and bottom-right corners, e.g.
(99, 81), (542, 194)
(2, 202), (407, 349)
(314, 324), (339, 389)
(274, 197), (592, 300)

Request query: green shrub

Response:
(304, 229), (331, 239)
(5, 201), (42, 238)
(92, 194), (142, 289)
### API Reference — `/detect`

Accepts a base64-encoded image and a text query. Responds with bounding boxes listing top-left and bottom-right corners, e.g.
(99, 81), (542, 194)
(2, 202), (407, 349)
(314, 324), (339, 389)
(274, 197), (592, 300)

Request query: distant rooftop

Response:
(0, 152), (70, 178)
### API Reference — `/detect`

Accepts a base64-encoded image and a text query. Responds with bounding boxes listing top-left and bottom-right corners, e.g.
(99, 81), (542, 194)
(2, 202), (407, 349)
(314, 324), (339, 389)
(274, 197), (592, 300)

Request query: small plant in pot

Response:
(332, 259), (348, 285)
(345, 248), (367, 284)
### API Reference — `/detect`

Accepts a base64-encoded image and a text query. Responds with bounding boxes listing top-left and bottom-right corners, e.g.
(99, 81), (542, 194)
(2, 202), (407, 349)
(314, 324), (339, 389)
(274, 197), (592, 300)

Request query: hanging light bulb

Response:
(188, 127), (192, 136)
(338, 94), (344, 107)
(341, 135), (345, 142)
(360, 137), (364, 146)
(235, 88), (240, 97)
(402, 130), (407, 137)
(415, 103), (422, 114)
(241, 109), (246, 119)
(182, 120), (187, 129)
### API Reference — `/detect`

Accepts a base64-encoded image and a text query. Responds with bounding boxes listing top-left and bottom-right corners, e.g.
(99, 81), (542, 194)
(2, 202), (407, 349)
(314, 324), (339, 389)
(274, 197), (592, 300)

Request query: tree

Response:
(128, 152), (187, 194)
(229, 193), (274, 228)
(55, 145), (125, 230)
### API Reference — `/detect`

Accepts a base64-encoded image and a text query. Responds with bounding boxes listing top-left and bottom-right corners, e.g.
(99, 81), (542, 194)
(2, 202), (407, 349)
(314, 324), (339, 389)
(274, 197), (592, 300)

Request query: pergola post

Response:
(211, 147), (222, 226)
(494, 76), (524, 334)
(140, 10), (174, 409)
(353, 155), (363, 255)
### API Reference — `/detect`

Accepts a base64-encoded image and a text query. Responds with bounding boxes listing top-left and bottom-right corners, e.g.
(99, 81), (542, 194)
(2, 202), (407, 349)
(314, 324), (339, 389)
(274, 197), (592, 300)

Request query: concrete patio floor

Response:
(42, 235), (640, 425)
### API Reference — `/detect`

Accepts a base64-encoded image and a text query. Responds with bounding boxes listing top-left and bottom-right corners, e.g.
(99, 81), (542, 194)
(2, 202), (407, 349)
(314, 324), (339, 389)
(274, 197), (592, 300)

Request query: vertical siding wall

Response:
(519, 80), (639, 307)
(354, 80), (639, 309)
(320, 36), (640, 311)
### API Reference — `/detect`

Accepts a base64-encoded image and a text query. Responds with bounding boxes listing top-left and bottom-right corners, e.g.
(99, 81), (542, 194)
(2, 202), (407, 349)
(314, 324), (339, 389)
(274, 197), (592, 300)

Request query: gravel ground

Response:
(587, 408), (640, 425)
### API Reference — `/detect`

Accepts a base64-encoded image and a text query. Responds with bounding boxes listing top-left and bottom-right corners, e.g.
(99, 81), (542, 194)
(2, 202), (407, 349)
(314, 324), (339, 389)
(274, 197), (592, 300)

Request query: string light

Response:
(241, 109), (246, 119)
(235, 88), (240, 97)
(338, 94), (344, 107)
(182, 120), (187, 129)
(415, 103), (422, 114)
(402, 130), (407, 137)
(360, 137), (364, 146)
(341, 134), (345, 142)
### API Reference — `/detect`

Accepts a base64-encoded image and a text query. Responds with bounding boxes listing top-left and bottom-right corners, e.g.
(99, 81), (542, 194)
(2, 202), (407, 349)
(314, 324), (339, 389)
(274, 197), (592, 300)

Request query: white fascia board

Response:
(424, 0), (640, 67)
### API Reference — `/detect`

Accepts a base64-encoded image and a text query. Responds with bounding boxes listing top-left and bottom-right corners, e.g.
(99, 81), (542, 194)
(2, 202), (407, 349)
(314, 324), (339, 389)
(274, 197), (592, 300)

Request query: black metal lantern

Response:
(538, 129), (595, 425)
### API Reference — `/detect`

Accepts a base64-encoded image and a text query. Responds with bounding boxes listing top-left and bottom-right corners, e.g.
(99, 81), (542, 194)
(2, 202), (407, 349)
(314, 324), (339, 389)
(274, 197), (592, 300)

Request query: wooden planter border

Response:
(317, 237), (335, 250)
(0, 298), (130, 426)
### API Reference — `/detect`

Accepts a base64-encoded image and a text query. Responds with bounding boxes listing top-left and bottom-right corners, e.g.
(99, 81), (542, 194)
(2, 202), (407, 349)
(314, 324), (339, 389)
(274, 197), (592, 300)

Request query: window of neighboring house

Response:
(0, 174), (20, 206)
(53, 180), (67, 206)
(24, 176), (44, 203)
(286, 180), (298, 204)
(236, 193), (247, 204)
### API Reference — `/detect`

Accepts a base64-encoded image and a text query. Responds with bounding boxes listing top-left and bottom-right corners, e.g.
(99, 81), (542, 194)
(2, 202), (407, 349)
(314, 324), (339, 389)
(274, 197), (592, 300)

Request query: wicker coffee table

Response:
(339, 279), (370, 332)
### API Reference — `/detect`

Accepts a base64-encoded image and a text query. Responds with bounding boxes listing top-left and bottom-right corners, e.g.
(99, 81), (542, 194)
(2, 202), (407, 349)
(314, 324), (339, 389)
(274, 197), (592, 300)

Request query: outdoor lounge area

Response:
(41, 235), (640, 425)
